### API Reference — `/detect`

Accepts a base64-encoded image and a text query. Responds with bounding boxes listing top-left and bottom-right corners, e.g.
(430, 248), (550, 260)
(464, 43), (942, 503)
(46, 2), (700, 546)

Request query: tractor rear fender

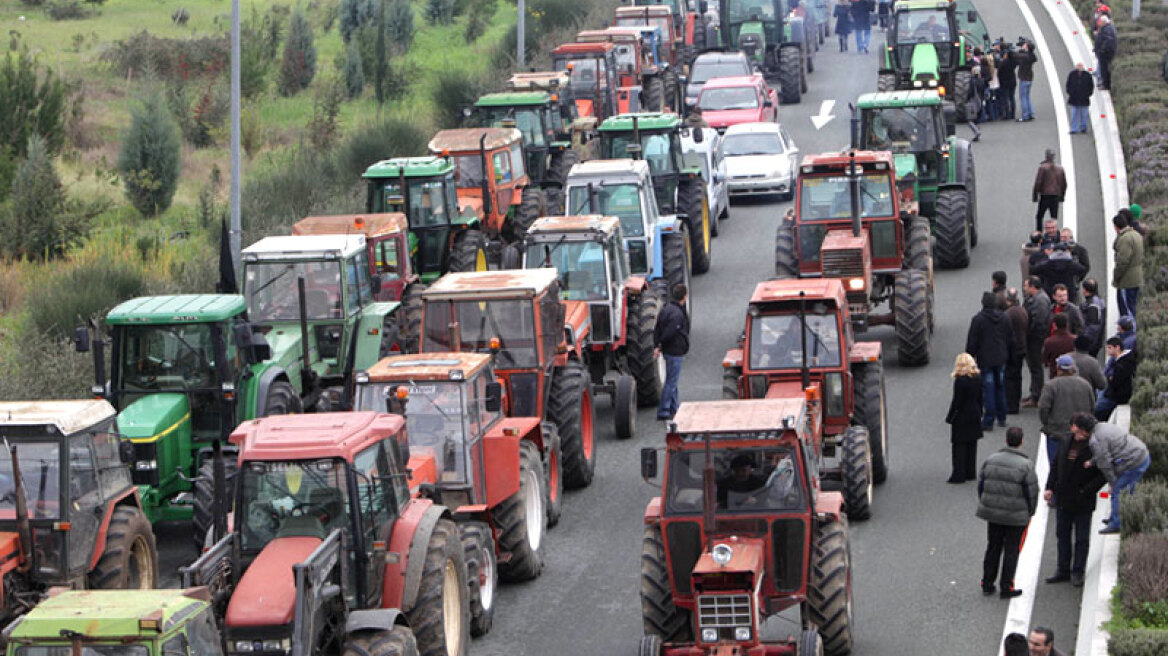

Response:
(814, 490), (844, 521)
(562, 300), (592, 360)
(643, 497), (663, 524)
(722, 348), (743, 369)
(353, 302), (400, 372)
(847, 341), (882, 365)
(947, 138), (973, 188)
(480, 420), (530, 508)
(346, 608), (409, 635)
(250, 364), (293, 417)
(87, 488), (145, 571)
(624, 275), (650, 297)
(650, 215), (685, 280)
(381, 499), (449, 611)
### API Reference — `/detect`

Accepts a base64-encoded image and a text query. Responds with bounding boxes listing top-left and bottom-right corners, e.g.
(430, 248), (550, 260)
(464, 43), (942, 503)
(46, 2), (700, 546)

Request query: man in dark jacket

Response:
(1023, 276), (1052, 407)
(1044, 418), (1105, 586)
(1071, 334), (1107, 392)
(1033, 245), (1088, 301)
(1116, 314), (1136, 351)
(1066, 62), (1094, 133)
(1005, 289), (1029, 414)
(1080, 278), (1106, 355)
(654, 283), (689, 420)
(967, 291), (1016, 429)
(1095, 336), (1136, 421)
(1094, 15), (1117, 90)
(1032, 150), (1067, 231)
(977, 427), (1038, 598)
(1015, 41), (1037, 121)
(1021, 232), (1043, 281)
(997, 45), (1017, 119)
(1061, 227), (1091, 274)
(1048, 284), (1084, 336)
(850, 0), (874, 53)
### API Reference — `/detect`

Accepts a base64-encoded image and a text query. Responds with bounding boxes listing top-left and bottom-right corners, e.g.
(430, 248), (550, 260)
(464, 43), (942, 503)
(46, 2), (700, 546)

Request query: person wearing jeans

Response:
(1015, 42), (1037, 121)
(1112, 212), (1144, 320)
(983, 366), (1008, 429)
(1070, 413), (1151, 534)
(654, 284), (690, 420)
(966, 291), (1015, 430)
(1066, 62), (1094, 134)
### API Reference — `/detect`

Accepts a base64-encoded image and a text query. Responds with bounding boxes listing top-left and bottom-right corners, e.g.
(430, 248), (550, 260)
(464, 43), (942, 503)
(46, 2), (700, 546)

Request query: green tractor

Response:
(856, 89), (979, 269)
(717, 0), (814, 104)
(877, 0), (990, 121)
(363, 156), (492, 276)
(597, 112), (713, 274)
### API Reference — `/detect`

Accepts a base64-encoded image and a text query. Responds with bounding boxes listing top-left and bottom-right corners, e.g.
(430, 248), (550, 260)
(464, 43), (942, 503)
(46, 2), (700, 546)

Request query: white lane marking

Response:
(811, 99), (836, 130)
(1000, 432), (1052, 652)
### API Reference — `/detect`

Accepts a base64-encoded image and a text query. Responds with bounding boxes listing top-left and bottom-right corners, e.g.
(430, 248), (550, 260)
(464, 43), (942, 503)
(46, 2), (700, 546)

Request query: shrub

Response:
(1120, 533), (1168, 626)
(1119, 478), (1168, 537)
(118, 90), (182, 216)
(46, 0), (92, 20)
(425, 0), (455, 25)
(386, 0), (415, 54)
(168, 80), (230, 147)
(307, 77), (345, 151)
(335, 117), (429, 179)
(279, 9), (318, 96)
(241, 104), (264, 157)
(101, 31), (229, 82)
(339, 0), (378, 42)
(27, 255), (148, 339)
(240, 147), (357, 246)
(431, 67), (492, 129)
(1109, 629), (1168, 656)
(4, 136), (65, 260)
(464, 0), (490, 43)
(240, 6), (277, 99)
(0, 48), (67, 196)
(0, 324), (98, 401)
(343, 40), (365, 99)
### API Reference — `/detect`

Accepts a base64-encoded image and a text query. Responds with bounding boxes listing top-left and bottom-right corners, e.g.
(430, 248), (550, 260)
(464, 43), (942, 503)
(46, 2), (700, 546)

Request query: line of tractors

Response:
(0, 1), (991, 655)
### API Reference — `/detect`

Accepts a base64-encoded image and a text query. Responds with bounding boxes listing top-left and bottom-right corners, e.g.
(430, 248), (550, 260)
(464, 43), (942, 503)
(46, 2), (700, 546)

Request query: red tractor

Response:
(774, 150), (934, 366)
(182, 412), (470, 656)
(638, 397), (855, 656)
(722, 278), (889, 519)
(576, 26), (678, 113)
(419, 269), (598, 489)
(552, 41), (623, 121)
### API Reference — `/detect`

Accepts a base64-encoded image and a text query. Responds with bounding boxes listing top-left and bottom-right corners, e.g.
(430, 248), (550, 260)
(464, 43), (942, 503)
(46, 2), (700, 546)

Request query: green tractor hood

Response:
(737, 21), (767, 63)
(909, 44), (941, 83)
(117, 393), (191, 442)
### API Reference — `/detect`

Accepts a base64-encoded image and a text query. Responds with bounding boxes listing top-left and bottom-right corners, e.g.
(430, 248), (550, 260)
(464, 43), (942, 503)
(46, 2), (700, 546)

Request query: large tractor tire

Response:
(404, 518), (470, 656)
(548, 149), (579, 215)
(808, 518), (855, 656)
(627, 289), (666, 406)
(778, 45), (803, 104)
(933, 188), (971, 269)
(192, 457), (239, 551)
(639, 634), (664, 656)
(89, 506), (158, 590)
(851, 362), (889, 484)
(691, 17), (708, 64)
(662, 69), (681, 113)
(262, 380), (302, 416)
(614, 375), (637, 440)
(877, 73), (896, 92)
(802, 630), (824, 656)
(659, 226), (692, 310)
(641, 525), (693, 642)
(893, 269), (930, 366)
(964, 149), (979, 248)
(679, 177), (711, 275)
(342, 627), (420, 656)
(495, 440), (547, 581)
(953, 71), (972, 122)
(904, 217), (931, 273)
(542, 426), (563, 528)
(548, 361), (596, 489)
(839, 426), (872, 521)
(399, 283), (425, 353)
(449, 229), (490, 272)
(459, 522), (496, 638)
(775, 223), (797, 278)
(722, 367), (741, 399)
(643, 76), (665, 112)
(515, 187), (546, 237)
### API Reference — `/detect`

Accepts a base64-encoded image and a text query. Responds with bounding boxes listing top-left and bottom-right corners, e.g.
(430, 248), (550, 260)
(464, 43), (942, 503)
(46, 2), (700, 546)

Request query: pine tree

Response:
(278, 9), (318, 97)
(4, 135), (64, 259)
(343, 40), (365, 99)
(118, 91), (182, 217)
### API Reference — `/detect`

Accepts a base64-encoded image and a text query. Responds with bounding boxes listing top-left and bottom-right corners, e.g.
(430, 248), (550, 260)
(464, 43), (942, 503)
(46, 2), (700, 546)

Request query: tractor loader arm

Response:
(181, 532), (239, 609)
(291, 529), (345, 656)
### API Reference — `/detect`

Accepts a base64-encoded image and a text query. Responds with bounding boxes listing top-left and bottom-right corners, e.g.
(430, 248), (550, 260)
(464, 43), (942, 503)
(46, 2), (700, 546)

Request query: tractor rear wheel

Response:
(778, 45), (802, 104)
(660, 226), (691, 311)
(964, 149), (979, 248)
(549, 361), (597, 489)
(192, 457), (239, 551)
(953, 71), (972, 122)
(262, 380), (302, 416)
(639, 635), (664, 656)
(933, 188), (970, 269)
(662, 70), (680, 112)
(722, 367), (741, 399)
(626, 288), (665, 406)
(904, 217), (931, 273)
(641, 525), (693, 642)
(449, 230), (490, 272)
(515, 187), (546, 237)
(840, 426), (872, 521)
(877, 73), (896, 92)
(851, 362), (888, 484)
(893, 269), (930, 366)
(542, 426), (563, 527)
(495, 440), (546, 581)
(643, 76), (665, 112)
(614, 375), (637, 440)
(399, 283), (425, 354)
(404, 518), (470, 656)
(343, 627), (420, 656)
(808, 518), (855, 656)
(691, 17), (707, 65)
(458, 522), (497, 638)
(90, 506), (158, 590)
(775, 223), (797, 278)
(679, 177), (711, 275)
(801, 629), (824, 656)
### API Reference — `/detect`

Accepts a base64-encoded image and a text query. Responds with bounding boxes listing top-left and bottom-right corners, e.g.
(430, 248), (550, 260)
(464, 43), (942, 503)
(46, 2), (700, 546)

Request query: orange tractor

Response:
(576, 25), (678, 113)
(722, 278), (889, 519)
(553, 41), (623, 120)
(638, 398), (855, 656)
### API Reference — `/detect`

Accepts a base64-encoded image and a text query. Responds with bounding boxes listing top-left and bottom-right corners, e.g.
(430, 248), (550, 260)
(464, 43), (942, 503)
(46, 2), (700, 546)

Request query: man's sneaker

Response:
(981, 583), (996, 596)
(1100, 526), (1120, 535)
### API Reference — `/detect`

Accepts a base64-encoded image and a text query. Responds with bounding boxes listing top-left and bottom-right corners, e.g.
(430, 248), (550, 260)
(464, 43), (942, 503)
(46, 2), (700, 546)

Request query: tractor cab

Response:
(879, 0), (984, 116)
(599, 113), (698, 216)
(471, 92), (578, 201)
(523, 215), (629, 306)
(577, 26), (662, 85)
(857, 91), (950, 194)
(506, 71), (579, 141)
(428, 127), (538, 241)
(293, 213), (417, 302)
(553, 42), (621, 120)
(612, 7), (676, 67)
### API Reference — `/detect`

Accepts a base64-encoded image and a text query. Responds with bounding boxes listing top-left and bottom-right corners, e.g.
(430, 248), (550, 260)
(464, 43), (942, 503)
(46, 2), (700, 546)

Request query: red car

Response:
(695, 74), (779, 132)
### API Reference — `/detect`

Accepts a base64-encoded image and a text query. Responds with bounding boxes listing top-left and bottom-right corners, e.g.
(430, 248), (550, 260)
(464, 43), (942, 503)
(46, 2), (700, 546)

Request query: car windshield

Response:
(898, 9), (951, 42)
(239, 458), (349, 550)
(424, 300), (538, 368)
(377, 178), (451, 227)
(863, 106), (938, 152)
(246, 260), (344, 322)
(698, 86), (758, 110)
(723, 132), (782, 156)
(356, 381), (467, 477)
(0, 441), (59, 520)
(115, 323), (218, 392)
(666, 446), (803, 513)
(566, 183), (645, 237)
(690, 60), (750, 84)
(748, 314), (841, 369)
(727, 0), (776, 22)
(798, 173), (895, 220)
(603, 132), (676, 176)
(16, 647), (150, 656)
(479, 107), (546, 147)
(525, 239), (609, 301)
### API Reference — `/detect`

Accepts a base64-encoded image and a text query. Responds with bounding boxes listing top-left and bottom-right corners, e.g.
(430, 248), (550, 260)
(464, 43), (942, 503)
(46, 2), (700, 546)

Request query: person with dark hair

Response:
(1095, 336), (1136, 421)
(1116, 314), (1136, 352)
(1028, 627), (1067, 656)
(1045, 409), (1106, 587)
(997, 45), (1017, 120)
(1033, 150), (1067, 231)
(992, 270), (1008, 306)
(977, 427), (1038, 598)
(1048, 284), (1084, 335)
(1015, 40), (1037, 122)
(1071, 412), (1150, 534)
(967, 291), (1015, 429)
(1043, 313), (1075, 379)
(1061, 227), (1090, 272)
(1080, 277), (1106, 355)
(1071, 334), (1106, 392)
(654, 283), (689, 420)
(833, 0), (853, 51)
(1039, 354), (1095, 464)
(1066, 62), (1094, 134)
(1022, 277), (1052, 407)
(1005, 288), (1029, 413)
(946, 353), (984, 483)
(1113, 212), (1144, 320)
(850, 0), (874, 53)
(1003, 633), (1028, 656)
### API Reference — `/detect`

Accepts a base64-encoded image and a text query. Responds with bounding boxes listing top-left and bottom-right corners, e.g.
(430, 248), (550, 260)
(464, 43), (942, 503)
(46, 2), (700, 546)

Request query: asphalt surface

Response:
(152, 1), (1108, 653)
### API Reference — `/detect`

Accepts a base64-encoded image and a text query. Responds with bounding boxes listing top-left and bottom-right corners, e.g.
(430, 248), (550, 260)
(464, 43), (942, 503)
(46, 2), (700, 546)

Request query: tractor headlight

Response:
(263, 639), (291, 652)
(712, 543), (734, 566)
(735, 627), (752, 641)
(913, 79), (923, 88)
(701, 628), (719, 643)
(847, 277), (865, 291)
(233, 642), (255, 653)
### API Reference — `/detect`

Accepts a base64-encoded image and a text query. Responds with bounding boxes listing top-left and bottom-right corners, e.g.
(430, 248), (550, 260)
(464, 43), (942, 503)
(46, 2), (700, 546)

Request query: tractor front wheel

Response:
(953, 71), (972, 122)
(495, 440), (547, 581)
(459, 522), (497, 638)
(449, 230), (490, 273)
(778, 45), (802, 104)
(679, 178), (711, 275)
(775, 223), (797, 278)
(904, 217), (934, 332)
(722, 367), (741, 399)
(89, 506), (158, 590)
(933, 188), (971, 269)
(808, 518), (855, 656)
(964, 149), (979, 248)
(626, 289), (665, 406)
(404, 518), (470, 656)
(893, 269), (931, 366)
(399, 283), (426, 354)
(852, 362), (889, 484)
(639, 635), (664, 656)
(542, 426), (563, 527)
(641, 525), (693, 643)
(192, 457), (239, 551)
(515, 187), (546, 237)
(263, 380), (302, 416)
(877, 73), (896, 92)
(659, 226), (692, 313)
(342, 627), (420, 656)
(614, 375), (637, 440)
(549, 361), (597, 489)
(840, 426), (873, 521)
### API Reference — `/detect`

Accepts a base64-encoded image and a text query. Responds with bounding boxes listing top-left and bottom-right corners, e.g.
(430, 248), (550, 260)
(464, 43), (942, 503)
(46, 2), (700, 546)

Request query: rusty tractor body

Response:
(774, 150), (934, 367)
(722, 278), (890, 520)
(419, 270), (599, 489)
(638, 398), (855, 656)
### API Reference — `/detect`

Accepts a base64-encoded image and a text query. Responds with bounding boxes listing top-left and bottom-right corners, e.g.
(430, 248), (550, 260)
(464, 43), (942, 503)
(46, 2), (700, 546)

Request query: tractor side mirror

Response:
(485, 382), (503, 412)
(118, 439), (135, 465)
(371, 274), (383, 295)
(73, 325), (90, 353)
(640, 447), (659, 482)
(234, 323), (272, 364)
(692, 128), (704, 143)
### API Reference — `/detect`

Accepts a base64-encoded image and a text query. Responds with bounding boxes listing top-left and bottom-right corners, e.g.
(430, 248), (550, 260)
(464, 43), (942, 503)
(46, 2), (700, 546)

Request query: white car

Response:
(680, 127), (730, 236)
(722, 122), (799, 200)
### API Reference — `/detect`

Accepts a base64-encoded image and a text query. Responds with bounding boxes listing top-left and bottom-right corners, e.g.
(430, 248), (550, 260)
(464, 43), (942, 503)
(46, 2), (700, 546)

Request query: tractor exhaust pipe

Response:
(211, 441), (227, 546)
(799, 291), (810, 391)
(297, 277), (315, 395)
(479, 134), (493, 218)
(587, 182), (598, 213)
(10, 445), (32, 573)
(399, 168), (411, 218)
(848, 151), (862, 238)
(849, 102), (860, 151)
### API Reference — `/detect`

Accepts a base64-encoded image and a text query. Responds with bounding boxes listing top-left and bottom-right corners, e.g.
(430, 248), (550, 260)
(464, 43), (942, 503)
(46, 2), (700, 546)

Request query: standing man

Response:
(1071, 334), (1107, 392)
(1022, 276), (1052, 408)
(1015, 40), (1037, 122)
(1080, 278), (1106, 355)
(1004, 289), (1029, 414)
(1071, 412), (1150, 534)
(1045, 416), (1105, 588)
(997, 43), (1017, 120)
(1033, 246), (1088, 302)
(967, 291), (1015, 430)
(1042, 314), (1076, 380)
(977, 427), (1038, 598)
(1061, 227), (1091, 273)
(850, 0), (874, 53)
(1032, 150), (1067, 231)
(1094, 15), (1117, 90)
(1066, 62), (1094, 134)
(1039, 355), (1096, 464)
(1049, 284), (1084, 335)
(1113, 212), (1144, 320)
(654, 283), (689, 421)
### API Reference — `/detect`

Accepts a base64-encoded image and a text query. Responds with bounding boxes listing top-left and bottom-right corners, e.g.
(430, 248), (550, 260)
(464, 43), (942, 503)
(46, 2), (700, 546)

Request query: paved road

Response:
(153, 1), (1108, 653)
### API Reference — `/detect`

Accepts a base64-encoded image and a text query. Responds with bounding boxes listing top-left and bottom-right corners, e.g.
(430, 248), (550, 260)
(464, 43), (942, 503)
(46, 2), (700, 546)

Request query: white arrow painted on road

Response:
(810, 99), (836, 130)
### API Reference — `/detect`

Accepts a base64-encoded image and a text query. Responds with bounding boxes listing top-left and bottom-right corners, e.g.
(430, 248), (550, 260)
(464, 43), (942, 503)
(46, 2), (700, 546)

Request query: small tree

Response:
(278, 9), (317, 97)
(118, 91), (182, 217)
(0, 48), (67, 198)
(343, 40), (365, 99)
(340, 0), (378, 42)
(386, 0), (415, 54)
(4, 135), (64, 259)
(425, 0), (455, 25)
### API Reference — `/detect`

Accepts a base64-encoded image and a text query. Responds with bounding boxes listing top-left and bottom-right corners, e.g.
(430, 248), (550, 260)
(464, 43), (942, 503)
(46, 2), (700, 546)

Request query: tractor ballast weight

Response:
(717, 0), (812, 104)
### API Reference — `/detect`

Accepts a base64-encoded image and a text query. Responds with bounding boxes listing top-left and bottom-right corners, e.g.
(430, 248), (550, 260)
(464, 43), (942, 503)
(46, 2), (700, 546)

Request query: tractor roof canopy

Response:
(424, 269), (560, 300)
(799, 150), (896, 171)
(243, 234), (365, 261)
(293, 213), (408, 239)
(0, 400), (116, 435)
(567, 158), (651, 182)
(527, 214), (622, 237)
(6, 589), (208, 640)
(366, 352), (492, 382)
(552, 41), (616, 56)
(671, 398), (808, 436)
(363, 156), (455, 179)
(508, 71), (571, 91)
(750, 278), (847, 308)
(428, 127), (523, 154)
(230, 412), (405, 463)
(855, 89), (944, 108)
(106, 294), (246, 325)
(615, 5), (673, 18)
(475, 91), (552, 108)
(599, 112), (681, 132)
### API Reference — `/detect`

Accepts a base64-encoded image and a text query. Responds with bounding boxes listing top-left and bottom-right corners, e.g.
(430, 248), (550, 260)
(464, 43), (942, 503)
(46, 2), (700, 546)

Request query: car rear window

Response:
(691, 60), (751, 84)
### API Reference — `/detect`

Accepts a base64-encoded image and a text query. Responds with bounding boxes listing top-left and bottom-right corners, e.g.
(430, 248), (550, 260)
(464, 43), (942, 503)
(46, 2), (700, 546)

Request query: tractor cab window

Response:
(509, 144), (527, 180)
(472, 374), (501, 433)
(377, 178), (450, 228)
(727, 0), (776, 22)
(797, 173), (895, 220)
(748, 313), (841, 369)
(899, 9), (950, 42)
(246, 260), (343, 322)
(863, 106), (939, 152)
(67, 432), (102, 571)
(492, 151), (513, 184)
(557, 57), (608, 91)
(666, 445), (803, 513)
(698, 86), (759, 111)
(352, 442), (398, 529)
(453, 156), (485, 189)
(0, 441), (60, 519)
(424, 300), (538, 368)
(15, 646), (150, 655)
(481, 108), (547, 147)
(604, 132), (676, 176)
(524, 239), (609, 301)
(92, 426), (131, 499)
(116, 323), (218, 393)
(612, 43), (637, 72)
(567, 183), (646, 237)
(239, 459), (350, 550)
(349, 252), (373, 310)
(367, 381), (469, 480)
(376, 238), (402, 279)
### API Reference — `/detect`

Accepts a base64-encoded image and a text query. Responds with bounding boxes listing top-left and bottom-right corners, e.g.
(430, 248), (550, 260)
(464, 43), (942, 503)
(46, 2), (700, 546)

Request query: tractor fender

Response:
(346, 608), (409, 635)
(87, 488), (144, 571)
(624, 275), (650, 296)
(815, 490), (844, 520)
(561, 300), (592, 361)
(252, 365), (292, 417)
(353, 302), (399, 372)
(481, 419), (530, 508)
(643, 497), (662, 524)
(722, 348), (744, 369)
(847, 341), (882, 365)
(384, 500), (450, 611)
(947, 138), (974, 189)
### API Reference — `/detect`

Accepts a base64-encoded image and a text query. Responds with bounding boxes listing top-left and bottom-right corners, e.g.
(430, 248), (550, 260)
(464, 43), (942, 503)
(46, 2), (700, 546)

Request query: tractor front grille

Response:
(698, 594), (752, 641)
(821, 247), (867, 306)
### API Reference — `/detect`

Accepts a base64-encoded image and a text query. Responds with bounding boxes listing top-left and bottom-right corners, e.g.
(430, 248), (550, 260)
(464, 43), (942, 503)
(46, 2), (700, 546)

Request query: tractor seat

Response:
(275, 514), (326, 540)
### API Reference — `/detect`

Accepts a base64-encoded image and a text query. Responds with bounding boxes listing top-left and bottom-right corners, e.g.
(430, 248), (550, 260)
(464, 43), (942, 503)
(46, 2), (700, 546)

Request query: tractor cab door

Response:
(409, 176), (458, 278)
(489, 148), (519, 219)
(955, 0), (990, 52)
(67, 431), (104, 577)
(372, 234), (407, 301)
(353, 440), (407, 608)
(606, 237), (628, 340)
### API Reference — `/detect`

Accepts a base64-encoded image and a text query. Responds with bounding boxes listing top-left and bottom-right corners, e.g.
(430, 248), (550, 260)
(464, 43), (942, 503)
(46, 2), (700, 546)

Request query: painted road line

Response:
(1000, 432), (1052, 650)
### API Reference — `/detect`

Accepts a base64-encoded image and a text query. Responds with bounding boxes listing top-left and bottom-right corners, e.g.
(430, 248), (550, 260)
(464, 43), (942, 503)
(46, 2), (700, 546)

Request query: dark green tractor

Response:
(717, 0), (814, 104)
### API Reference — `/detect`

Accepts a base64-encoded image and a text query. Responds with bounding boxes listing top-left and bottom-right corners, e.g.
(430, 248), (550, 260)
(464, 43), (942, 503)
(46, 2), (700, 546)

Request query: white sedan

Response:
(722, 123), (799, 200)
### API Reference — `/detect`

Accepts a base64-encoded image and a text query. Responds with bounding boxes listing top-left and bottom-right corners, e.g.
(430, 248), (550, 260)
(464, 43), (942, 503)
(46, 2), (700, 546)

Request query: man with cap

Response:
(1039, 354), (1096, 465)
(1117, 315), (1136, 352)
(1004, 288), (1029, 414)
(967, 291), (1016, 429)
(1033, 150), (1067, 232)
(1071, 334), (1106, 392)
(1021, 231), (1044, 281)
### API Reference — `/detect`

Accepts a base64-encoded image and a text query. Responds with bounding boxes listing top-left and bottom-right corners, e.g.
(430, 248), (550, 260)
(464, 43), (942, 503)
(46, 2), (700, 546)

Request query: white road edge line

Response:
(999, 432), (1052, 649)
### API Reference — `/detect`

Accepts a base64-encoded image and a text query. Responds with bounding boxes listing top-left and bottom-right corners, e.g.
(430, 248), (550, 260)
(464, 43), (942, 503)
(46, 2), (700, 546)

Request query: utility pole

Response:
(229, 0), (242, 278)
(517, 0), (526, 68)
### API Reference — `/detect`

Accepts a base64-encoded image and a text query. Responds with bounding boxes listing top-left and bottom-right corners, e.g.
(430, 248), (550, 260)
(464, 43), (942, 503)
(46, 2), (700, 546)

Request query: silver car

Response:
(722, 122), (799, 199)
(685, 51), (754, 110)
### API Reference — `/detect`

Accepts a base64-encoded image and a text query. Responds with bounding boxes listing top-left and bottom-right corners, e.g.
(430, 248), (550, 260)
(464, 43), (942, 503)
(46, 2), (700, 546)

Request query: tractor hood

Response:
(909, 44), (941, 82)
(117, 393), (189, 440)
(225, 536), (322, 628)
(692, 537), (765, 590)
(765, 380), (806, 399)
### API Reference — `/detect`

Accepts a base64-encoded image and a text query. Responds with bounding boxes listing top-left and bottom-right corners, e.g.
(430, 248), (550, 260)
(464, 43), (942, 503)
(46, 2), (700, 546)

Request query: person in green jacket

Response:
(977, 427), (1038, 598)
(1112, 212), (1144, 321)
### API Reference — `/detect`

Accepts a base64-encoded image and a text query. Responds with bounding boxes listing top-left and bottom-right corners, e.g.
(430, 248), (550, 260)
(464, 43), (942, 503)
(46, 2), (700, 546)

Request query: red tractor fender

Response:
(559, 300), (592, 364)
(0, 532), (23, 603)
(814, 490), (845, 521)
(479, 418), (541, 509)
(87, 488), (144, 571)
(643, 497), (663, 524)
(381, 498), (449, 611)
(847, 341), (882, 364)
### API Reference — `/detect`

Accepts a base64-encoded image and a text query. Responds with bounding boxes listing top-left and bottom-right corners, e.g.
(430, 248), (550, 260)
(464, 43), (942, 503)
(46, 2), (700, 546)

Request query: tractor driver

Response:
(753, 315), (804, 369)
(867, 113), (892, 150)
(717, 453), (768, 508)
(914, 15), (949, 41)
